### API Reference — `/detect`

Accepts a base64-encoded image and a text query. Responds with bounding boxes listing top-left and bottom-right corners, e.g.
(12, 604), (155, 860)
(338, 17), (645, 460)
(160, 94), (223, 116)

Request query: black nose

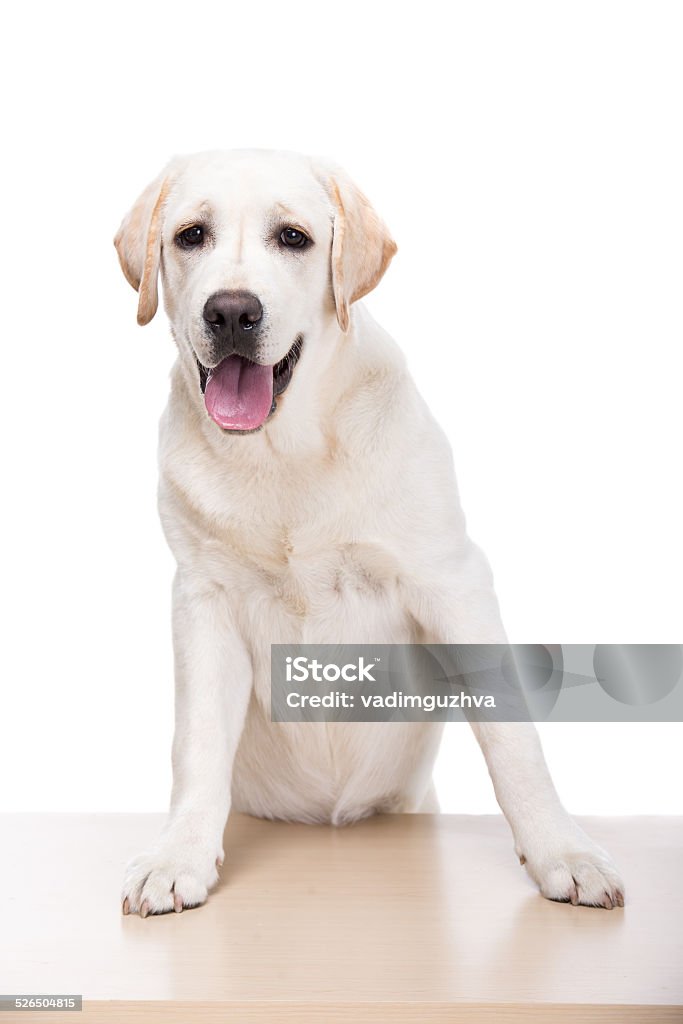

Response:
(202, 290), (264, 344)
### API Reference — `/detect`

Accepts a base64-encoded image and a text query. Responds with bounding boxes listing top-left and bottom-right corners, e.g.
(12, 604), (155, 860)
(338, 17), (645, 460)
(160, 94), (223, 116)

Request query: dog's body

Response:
(116, 150), (624, 916)
(160, 302), (486, 827)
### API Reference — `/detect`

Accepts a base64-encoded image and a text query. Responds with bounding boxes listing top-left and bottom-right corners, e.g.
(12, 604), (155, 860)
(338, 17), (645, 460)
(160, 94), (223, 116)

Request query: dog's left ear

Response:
(316, 165), (397, 333)
(114, 170), (173, 326)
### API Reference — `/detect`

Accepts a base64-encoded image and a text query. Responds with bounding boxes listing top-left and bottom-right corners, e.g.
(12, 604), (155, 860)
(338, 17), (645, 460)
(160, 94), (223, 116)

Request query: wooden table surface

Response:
(1, 813), (681, 1022)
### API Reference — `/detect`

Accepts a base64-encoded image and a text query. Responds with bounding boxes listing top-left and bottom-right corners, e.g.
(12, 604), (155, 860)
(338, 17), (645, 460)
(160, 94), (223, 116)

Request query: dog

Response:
(115, 149), (624, 916)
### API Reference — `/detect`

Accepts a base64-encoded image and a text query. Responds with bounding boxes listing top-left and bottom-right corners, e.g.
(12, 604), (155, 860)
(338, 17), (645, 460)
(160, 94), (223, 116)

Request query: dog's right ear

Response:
(114, 170), (172, 326)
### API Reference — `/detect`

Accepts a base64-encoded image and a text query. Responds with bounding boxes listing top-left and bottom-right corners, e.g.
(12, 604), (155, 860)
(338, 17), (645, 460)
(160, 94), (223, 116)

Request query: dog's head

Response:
(115, 150), (396, 434)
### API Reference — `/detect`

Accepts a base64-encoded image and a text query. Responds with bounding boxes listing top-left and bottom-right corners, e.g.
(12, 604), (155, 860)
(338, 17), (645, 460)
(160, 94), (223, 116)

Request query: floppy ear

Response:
(114, 172), (171, 326)
(319, 167), (397, 333)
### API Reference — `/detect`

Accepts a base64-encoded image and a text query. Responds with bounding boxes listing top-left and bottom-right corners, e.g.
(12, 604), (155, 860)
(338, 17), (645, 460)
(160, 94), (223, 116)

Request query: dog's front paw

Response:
(521, 835), (624, 909)
(122, 840), (223, 917)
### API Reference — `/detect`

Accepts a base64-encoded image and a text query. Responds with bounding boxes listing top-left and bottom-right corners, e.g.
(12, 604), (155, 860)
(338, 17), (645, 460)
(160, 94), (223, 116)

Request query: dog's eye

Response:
(280, 227), (309, 249)
(176, 225), (204, 249)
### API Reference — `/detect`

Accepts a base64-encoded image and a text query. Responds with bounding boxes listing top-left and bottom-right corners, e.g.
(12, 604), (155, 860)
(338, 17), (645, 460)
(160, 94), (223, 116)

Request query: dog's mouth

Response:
(197, 335), (303, 433)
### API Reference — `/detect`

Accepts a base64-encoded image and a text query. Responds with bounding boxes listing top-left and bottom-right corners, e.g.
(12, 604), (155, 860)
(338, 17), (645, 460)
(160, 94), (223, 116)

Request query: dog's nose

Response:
(202, 290), (264, 341)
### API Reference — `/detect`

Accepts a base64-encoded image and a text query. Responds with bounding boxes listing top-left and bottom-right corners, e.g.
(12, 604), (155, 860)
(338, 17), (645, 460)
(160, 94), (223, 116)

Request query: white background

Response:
(1, 1), (681, 815)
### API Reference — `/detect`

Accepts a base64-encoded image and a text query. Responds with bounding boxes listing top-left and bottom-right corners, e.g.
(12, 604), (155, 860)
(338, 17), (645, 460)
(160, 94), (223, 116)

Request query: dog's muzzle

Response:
(196, 336), (303, 434)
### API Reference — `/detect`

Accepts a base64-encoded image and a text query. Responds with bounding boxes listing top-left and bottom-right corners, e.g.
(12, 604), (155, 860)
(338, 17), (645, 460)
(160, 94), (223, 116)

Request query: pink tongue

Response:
(204, 355), (274, 431)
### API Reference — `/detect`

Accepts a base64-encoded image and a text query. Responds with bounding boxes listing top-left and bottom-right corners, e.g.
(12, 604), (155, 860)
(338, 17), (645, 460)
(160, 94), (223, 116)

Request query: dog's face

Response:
(115, 150), (397, 433)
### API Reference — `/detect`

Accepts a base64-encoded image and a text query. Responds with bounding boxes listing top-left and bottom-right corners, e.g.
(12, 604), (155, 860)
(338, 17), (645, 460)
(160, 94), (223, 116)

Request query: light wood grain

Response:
(1, 813), (681, 1022)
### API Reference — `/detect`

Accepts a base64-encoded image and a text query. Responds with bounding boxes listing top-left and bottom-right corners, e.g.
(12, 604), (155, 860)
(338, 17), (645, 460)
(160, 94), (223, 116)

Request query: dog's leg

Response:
(405, 552), (625, 908)
(470, 719), (624, 908)
(121, 575), (252, 917)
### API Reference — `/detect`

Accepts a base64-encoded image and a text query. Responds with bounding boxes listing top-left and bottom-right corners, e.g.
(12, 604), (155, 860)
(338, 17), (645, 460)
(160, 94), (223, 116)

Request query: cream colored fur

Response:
(115, 150), (624, 917)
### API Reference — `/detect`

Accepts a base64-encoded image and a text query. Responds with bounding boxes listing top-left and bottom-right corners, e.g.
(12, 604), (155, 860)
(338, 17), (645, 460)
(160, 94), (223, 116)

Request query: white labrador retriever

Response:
(115, 149), (623, 916)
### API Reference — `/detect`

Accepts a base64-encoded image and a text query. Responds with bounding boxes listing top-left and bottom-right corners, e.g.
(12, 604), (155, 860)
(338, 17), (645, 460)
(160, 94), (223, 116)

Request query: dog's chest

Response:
(233, 520), (401, 617)
(193, 451), (401, 609)
(167, 439), (416, 641)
